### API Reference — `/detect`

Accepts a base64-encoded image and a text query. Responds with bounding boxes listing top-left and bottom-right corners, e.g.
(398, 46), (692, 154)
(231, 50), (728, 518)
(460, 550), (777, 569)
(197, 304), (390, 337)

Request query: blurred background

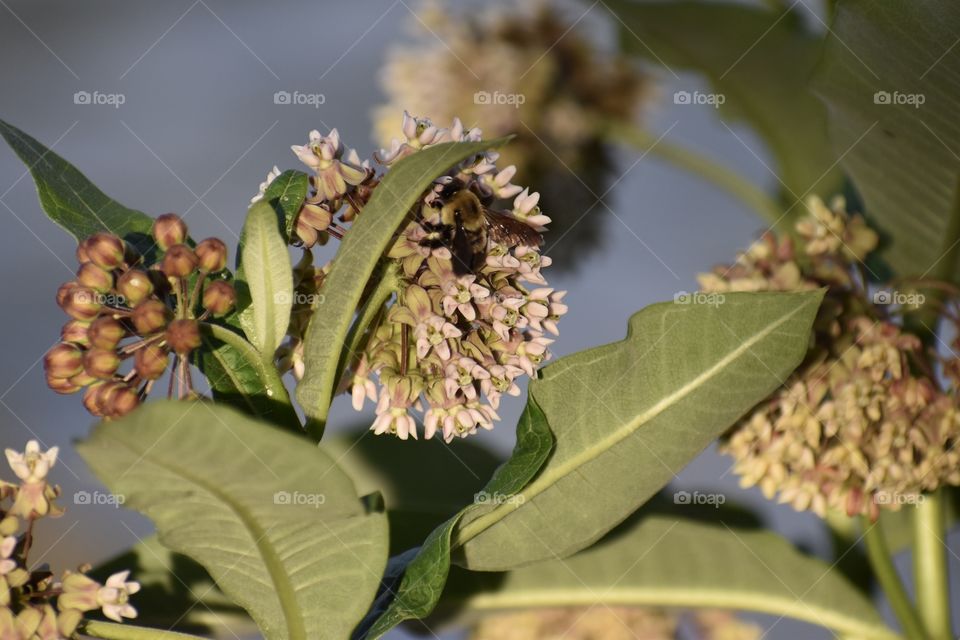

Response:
(0, 0), (956, 638)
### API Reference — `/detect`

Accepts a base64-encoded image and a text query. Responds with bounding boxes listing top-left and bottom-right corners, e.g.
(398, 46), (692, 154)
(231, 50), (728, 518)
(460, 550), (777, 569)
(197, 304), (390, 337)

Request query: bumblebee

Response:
(419, 178), (543, 275)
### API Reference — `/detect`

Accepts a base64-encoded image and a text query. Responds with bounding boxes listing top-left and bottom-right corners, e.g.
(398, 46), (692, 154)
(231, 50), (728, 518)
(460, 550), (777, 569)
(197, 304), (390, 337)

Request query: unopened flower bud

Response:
(76, 263), (114, 293)
(76, 242), (91, 264)
(0, 516), (17, 536)
(83, 233), (126, 270)
(61, 320), (91, 347)
(153, 213), (188, 250)
(70, 371), (99, 387)
(46, 374), (81, 395)
(60, 286), (102, 321)
(83, 383), (109, 416)
(195, 238), (227, 273)
(108, 385), (140, 417)
(88, 316), (127, 349)
(131, 300), (171, 335)
(44, 343), (84, 379)
(83, 347), (121, 379)
(202, 280), (236, 316)
(116, 269), (154, 306)
(134, 344), (169, 380)
(165, 319), (201, 354)
(161, 244), (199, 278)
(57, 609), (83, 638)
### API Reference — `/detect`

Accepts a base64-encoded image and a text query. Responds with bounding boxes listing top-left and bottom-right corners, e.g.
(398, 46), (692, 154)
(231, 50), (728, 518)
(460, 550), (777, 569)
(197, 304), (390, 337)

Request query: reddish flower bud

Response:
(83, 382), (110, 416)
(161, 244), (199, 278)
(88, 316), (127, 349)
(153, 213), (188, 251)
(202, 280), (236, 316)
(116, 269), (154, 306)
(131, 300), (171, 335)
(44, 343), (84, 379)
(47, 374), (81, 395)
(195, 238), (228, 273)
(83, 347), (121, 379)
(134, 344), (169, 380)
(107, 384), (140, 417)
(76, 263), (114, 293)
(69, 371), (99, 387)
(60, 286), (102, 321)
(76, 242), (91, 264)
(165, 319), (202, 355)
(83, 233), (126, 270)
(61, 320), (91, 347)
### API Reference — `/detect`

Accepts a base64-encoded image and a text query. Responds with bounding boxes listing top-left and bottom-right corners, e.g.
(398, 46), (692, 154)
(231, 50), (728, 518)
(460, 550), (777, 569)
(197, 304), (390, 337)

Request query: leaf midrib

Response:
(107, 436), (307, 640)
(454, 297), (816, 545)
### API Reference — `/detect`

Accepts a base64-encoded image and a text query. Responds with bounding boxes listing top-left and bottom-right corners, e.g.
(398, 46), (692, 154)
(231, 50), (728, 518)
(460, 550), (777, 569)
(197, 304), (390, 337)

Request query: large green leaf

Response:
(91, 536), (256, 638)
(437, 513), (898, 640)
(361, 290), (822, 638)
(454, 290), (823, 569)
(296, 138), (508, 431)
(239, 200), (294, 359)
(608, 1), (840, 213)
(813, 0), (960, 279)
(77, 401), (388, 640)
(0, 119), (157, 257)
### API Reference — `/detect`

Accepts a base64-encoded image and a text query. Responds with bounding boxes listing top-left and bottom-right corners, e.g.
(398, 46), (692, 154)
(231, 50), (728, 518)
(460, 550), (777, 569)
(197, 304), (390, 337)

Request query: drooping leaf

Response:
(194, 323), (300, 429)
(77, 402), (388, 640)
(813, 0), (960, 279)
(357, 399), (553, 640)
(436, 513), (898, 640)
(91, 536), (256, 638)
(454, 290), (823, 569)
(608, 1), (840, 213)
(296, 138), (509, 429)
(239, 200), (294, 358)
(0, 119), (157, 258)
(262, 170), (310, 242)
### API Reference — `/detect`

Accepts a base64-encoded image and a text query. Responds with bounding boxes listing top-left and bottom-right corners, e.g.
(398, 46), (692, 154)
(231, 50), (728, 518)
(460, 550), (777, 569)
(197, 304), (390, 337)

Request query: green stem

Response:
(81, 620), (208, 640)
(601, 120), (783, 224)
(862, 517), (929, 640)
(914, 490), (952, 640)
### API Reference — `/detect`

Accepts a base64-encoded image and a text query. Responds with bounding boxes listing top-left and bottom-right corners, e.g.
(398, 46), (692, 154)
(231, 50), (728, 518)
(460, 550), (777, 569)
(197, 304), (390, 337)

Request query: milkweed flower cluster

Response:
(375, 2), (650, 268)
(45, 215), (236, 418)
(269, 113), (567, 442)
(0, 440), (139, 637)
(700, 196), (960, 518)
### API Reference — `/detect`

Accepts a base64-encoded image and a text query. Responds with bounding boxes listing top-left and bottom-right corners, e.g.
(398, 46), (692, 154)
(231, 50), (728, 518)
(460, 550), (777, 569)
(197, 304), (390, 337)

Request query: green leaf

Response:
(0, 119), (158, 258)
(262, 170), (310, 242)
(813, 0), (960, 279)
(608, 1), (840, 211)
(194, 323), (301, 429)
(91, 536), (257, 637)
(437, 513), (898, 640)
(358, 398), (553, 640)
(296, 138), (509, 431)
(454, 290), (824, 569)
(77, 401), (388, 640)
(239, 200), (294, 358)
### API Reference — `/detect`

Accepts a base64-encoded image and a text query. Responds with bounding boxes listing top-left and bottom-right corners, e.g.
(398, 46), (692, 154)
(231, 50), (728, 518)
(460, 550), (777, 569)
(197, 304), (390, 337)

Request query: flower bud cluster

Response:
(701, 196), (960, 518)
(0, 440), (139, 637)
(46, 215), (235, 417)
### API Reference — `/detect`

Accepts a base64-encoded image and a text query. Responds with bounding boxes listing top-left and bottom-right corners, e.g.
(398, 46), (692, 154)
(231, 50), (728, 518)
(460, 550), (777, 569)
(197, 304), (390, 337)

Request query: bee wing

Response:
(483, 207), (543, 247)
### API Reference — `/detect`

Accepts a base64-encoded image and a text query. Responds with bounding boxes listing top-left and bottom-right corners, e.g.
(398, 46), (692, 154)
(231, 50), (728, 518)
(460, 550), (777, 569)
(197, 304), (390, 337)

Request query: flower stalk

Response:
(862, 517), (928, 640)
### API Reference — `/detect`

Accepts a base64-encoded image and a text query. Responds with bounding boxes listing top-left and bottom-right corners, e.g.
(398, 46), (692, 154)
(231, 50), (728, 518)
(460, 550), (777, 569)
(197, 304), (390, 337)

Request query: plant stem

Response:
(861, 517), (929, 640)
(914, 490), (952, 640)
(601, 120), (783, 225)
(80, 620), (208, 640)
